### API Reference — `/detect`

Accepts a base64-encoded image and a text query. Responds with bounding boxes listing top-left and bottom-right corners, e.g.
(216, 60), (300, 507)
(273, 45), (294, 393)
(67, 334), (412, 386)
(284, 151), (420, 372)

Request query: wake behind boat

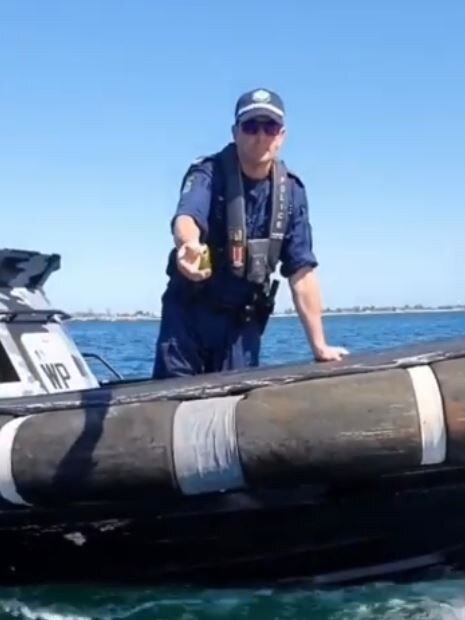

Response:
(1, 248), (465, 585)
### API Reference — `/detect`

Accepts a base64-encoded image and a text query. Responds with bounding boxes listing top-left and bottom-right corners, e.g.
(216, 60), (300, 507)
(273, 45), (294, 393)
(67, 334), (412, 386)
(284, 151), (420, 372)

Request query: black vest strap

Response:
(269, 160), (288, 273)
(218, 143), (247, 278)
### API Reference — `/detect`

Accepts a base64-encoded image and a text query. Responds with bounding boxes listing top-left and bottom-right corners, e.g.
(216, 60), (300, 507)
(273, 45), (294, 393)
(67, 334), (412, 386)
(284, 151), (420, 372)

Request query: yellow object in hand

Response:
(199, 246), (211, 270)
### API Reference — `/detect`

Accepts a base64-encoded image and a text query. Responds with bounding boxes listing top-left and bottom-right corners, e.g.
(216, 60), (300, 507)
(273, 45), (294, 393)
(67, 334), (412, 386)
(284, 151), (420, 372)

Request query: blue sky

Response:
(1, 0), (464, 313)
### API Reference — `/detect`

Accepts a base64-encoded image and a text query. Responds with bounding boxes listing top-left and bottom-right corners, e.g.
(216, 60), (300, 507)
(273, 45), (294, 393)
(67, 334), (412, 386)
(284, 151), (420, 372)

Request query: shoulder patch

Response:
(180, 154), (214, 193)
(181, 173), (195, 194)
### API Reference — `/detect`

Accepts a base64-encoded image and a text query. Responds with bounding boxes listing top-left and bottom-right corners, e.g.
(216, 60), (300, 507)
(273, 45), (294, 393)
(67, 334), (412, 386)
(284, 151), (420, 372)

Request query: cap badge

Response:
(252, 89), (271, 103)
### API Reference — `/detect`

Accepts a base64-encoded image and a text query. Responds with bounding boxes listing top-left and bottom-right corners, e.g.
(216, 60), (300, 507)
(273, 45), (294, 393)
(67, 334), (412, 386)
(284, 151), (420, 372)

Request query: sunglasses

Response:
(239, 119), (283, 136)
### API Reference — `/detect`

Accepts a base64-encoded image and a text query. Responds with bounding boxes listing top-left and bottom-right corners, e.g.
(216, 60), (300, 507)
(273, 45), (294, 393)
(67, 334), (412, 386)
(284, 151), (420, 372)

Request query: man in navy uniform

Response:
(153, 88), (348, 378)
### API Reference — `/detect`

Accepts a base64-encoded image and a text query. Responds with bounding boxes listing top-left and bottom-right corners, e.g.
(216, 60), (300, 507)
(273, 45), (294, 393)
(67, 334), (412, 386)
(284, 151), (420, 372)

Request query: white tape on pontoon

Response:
(173, 395), (245, 495)
(0, 416), (32, 505)
(407, 365), (446, 465)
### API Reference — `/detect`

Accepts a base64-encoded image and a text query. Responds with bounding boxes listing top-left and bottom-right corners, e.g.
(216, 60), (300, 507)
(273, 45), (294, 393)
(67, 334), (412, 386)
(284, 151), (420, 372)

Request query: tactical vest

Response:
(182, 142), (292, 286)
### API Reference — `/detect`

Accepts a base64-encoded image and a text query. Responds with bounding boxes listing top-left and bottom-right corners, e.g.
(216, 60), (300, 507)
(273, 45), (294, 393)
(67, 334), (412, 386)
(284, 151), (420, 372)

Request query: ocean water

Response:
(1, 311), (465, 620)
(66, 311), (465, 380)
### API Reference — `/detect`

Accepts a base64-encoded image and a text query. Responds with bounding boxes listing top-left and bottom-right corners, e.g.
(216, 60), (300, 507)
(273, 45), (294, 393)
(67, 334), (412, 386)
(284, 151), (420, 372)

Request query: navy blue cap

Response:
(235, 88), (285, 124)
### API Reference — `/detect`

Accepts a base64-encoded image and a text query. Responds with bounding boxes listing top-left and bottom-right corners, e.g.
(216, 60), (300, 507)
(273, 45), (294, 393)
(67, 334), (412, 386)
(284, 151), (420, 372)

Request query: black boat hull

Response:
(2, 465), (465, 586)
(1, 336), (465, 585)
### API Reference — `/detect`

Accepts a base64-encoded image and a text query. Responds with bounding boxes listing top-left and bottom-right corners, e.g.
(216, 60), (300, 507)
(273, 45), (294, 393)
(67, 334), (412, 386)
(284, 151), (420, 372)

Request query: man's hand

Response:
(313, 344), (349, 362)
(176, 241), (212, 282)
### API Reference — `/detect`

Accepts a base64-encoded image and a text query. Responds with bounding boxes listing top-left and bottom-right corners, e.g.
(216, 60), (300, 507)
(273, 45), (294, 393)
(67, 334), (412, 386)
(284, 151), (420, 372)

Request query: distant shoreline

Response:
(280, 308), (465, 318)
(68, 307), (465, 322)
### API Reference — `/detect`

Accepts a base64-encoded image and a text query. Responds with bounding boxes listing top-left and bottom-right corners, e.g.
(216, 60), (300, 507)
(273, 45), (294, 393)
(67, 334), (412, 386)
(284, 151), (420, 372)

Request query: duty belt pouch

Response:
(246, 238), (270, 284)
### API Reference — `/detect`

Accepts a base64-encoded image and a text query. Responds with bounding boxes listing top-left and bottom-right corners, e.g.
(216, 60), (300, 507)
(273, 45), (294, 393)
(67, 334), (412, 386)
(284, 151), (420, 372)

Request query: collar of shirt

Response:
(241, 174), (271, 202)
